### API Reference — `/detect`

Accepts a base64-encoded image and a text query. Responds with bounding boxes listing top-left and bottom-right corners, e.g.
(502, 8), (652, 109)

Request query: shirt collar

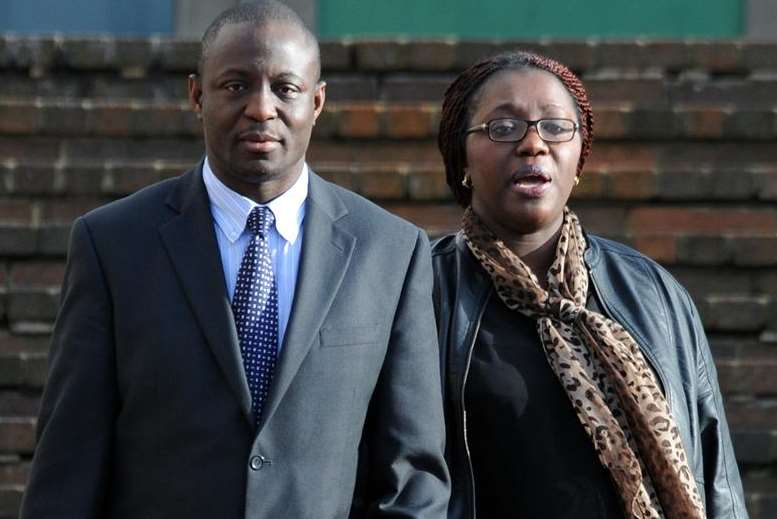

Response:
(202, 157), (308, 244)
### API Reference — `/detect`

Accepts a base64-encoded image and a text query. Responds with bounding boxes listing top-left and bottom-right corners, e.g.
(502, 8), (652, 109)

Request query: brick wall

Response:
(1, 35), (776, 517)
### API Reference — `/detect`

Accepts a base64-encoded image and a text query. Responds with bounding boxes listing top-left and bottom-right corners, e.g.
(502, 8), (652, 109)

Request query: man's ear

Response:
(312, 80), (326, 123)
(188, 73), (203, 118)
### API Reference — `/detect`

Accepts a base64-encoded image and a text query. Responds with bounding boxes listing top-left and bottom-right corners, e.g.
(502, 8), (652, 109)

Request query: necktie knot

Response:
(246, 206), (275, 238)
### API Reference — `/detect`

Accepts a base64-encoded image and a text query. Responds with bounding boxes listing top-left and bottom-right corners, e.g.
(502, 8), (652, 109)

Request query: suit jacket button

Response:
(250, 455), (267, 470)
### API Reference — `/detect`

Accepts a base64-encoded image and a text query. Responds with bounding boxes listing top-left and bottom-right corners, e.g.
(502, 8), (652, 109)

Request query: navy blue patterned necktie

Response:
(232, 206), (279, 426)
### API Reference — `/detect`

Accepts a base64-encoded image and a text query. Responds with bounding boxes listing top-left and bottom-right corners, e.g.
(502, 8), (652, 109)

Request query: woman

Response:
(432, 51), (747, 519)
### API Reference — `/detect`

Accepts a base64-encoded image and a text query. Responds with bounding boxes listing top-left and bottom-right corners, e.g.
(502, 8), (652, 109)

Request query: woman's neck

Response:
(501, 227), (561, 288)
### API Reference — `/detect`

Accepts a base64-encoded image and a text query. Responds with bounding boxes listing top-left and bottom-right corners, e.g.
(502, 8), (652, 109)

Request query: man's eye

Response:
(276, 84), (301, 97)
(225, 82), (246, 93)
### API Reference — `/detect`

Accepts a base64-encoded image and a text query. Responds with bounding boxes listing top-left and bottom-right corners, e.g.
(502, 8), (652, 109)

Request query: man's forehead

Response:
(205, 21), (317, 69)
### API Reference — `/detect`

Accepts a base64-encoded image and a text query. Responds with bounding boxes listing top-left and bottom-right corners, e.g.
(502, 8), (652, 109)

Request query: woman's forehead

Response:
(472, 68), (577, 116)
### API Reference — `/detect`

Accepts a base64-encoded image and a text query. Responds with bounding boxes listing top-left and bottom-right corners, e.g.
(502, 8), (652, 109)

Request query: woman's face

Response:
(464, 68), (582, 239)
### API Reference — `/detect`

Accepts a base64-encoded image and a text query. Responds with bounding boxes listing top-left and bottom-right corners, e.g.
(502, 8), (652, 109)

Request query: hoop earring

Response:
(462, 175), (472, 189)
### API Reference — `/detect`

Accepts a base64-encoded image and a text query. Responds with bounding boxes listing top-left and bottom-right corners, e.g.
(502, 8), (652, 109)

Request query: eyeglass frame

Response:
(464, 117), (580, 143)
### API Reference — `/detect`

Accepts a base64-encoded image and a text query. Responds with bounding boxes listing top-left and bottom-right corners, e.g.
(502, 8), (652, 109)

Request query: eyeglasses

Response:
(465, 118), (579, 143)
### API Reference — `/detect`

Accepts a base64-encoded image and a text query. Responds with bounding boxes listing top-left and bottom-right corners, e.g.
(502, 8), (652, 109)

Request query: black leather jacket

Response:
(432, 232), (748, 519)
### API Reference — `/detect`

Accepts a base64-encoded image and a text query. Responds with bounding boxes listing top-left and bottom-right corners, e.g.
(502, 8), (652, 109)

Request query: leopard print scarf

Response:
(463, 206), (706, 519)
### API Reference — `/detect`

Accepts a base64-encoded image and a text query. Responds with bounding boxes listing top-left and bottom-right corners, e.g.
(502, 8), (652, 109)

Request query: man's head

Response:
(188, 1), (326, 202)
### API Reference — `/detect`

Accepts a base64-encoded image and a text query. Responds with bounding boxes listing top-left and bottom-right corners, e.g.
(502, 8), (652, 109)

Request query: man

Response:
(20, 2), (450, 518)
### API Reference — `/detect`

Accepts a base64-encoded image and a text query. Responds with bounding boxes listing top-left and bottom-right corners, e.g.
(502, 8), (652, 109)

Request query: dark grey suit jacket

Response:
(20, 165), (450, 518)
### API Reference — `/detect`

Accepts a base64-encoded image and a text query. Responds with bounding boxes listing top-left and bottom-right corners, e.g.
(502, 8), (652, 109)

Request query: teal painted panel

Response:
(318, 0), (742, 38)
(0, 0), (173, 35)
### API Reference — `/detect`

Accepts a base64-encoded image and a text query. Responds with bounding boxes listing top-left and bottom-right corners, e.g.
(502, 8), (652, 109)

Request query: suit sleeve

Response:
(20, 217), (117, 519)
(686, 292), (749, 519)
(359, 229), (451, 518)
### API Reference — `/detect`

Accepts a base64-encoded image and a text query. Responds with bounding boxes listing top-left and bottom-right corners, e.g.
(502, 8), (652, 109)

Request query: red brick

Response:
(0, 459), (30, 486)
(9, 262), (65, 289)
(570, 169), (607, 200)
(38, 224), (71, 256)
(63, 163), (107, 195)
(354, 41), (411, 71)
(3, 36), (57, 73)
(0, 392), (41, 418)
(676, 107), (726, 139)
(312, 168), (354, 191)
(608, 169), (657, 200)
(592, 107), (629, 139)
(0, 200), (34, 225)
(632, 236), (677, 264)
(40, 198), (107, 224)
(0, 227), (37, 256)
(384, 105), (435, 139)
(731, 237), (777, 267)
(313, 106), (340, 139)
(0, 418), (36, 453)
(0, 333), (49, 355)
(587, 77), (669, 109)
(381, 203), (462, 236)
(7, 289), (59, 323)
(0, 137), (62, 162)
(114, 39), (153, 75)
(639, 42), (691, 72)
(406, 42), (456, 71)
(592, 41), (646, 70)
(338, 104), (382, 138)
(407, 168), (450, 201)
(755, 169), (777, 201)
(9, 164), (59, 196)
(108, 163), (163, 195)
(87, 103), (134, 137)
(628, 208), (777, 235)
(0, 103), (38, 135)
(688, 42), (744, 74)
(572, 207), (629, 236)
(676, 236), (733, 265)
(718, 357), (777, 395)
(699, 296), (770, 333)
(308, 141), (441, 165)
(155, 40), (199, 73)
(320, 41), (352, 71)
(541, 41), (595, 73)
(323, 75), (379, 102)
(381, 75), (452, 102)
(38, 101), (89, 136)
(354, 167), (405, 199)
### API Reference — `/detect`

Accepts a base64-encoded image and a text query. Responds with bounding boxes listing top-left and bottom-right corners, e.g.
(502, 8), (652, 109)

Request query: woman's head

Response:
(438, 51), (594, 236)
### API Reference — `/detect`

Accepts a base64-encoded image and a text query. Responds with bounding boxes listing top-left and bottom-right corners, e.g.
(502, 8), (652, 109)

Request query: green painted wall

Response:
(318, 0), (743, 39)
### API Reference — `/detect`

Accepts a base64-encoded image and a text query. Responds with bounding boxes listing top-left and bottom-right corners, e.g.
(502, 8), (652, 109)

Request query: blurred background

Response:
(1, 0), (776, 517)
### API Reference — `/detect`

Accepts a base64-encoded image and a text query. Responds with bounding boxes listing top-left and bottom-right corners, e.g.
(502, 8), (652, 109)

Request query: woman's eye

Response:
(491, 122), (517, 136)
(541, 120), (573, 135)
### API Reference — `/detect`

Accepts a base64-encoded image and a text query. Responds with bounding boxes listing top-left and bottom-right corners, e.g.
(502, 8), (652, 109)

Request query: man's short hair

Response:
(198, 0), (321, 79)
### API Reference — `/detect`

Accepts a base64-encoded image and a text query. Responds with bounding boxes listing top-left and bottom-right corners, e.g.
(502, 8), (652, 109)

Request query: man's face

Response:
(188, 21), (325, 200)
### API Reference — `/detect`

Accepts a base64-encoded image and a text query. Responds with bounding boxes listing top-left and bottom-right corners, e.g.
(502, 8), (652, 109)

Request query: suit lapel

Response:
(157, 165), (254, 429)
(258, 172), (356, 430)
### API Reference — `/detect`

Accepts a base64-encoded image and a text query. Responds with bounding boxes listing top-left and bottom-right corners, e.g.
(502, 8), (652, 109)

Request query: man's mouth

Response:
(238, 131), (282, 153)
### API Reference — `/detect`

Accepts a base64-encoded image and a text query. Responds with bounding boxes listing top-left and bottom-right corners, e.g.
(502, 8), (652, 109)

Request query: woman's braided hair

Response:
(438, 50), (594, 207)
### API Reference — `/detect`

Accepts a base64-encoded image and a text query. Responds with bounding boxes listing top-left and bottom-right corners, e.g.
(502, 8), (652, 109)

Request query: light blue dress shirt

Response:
(202, 158), (307, 351)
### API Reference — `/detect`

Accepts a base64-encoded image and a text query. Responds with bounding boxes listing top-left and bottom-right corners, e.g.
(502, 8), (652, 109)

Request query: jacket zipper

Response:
(460, 289), (491, 519)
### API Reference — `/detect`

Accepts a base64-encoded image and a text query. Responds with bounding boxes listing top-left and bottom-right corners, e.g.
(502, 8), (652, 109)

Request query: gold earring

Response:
(462, 175), (472, 189)
(574, 176), (580, 186)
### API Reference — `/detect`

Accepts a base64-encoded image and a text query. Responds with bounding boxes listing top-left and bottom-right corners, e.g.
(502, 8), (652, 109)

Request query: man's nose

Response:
(244, 88), (277, 121)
